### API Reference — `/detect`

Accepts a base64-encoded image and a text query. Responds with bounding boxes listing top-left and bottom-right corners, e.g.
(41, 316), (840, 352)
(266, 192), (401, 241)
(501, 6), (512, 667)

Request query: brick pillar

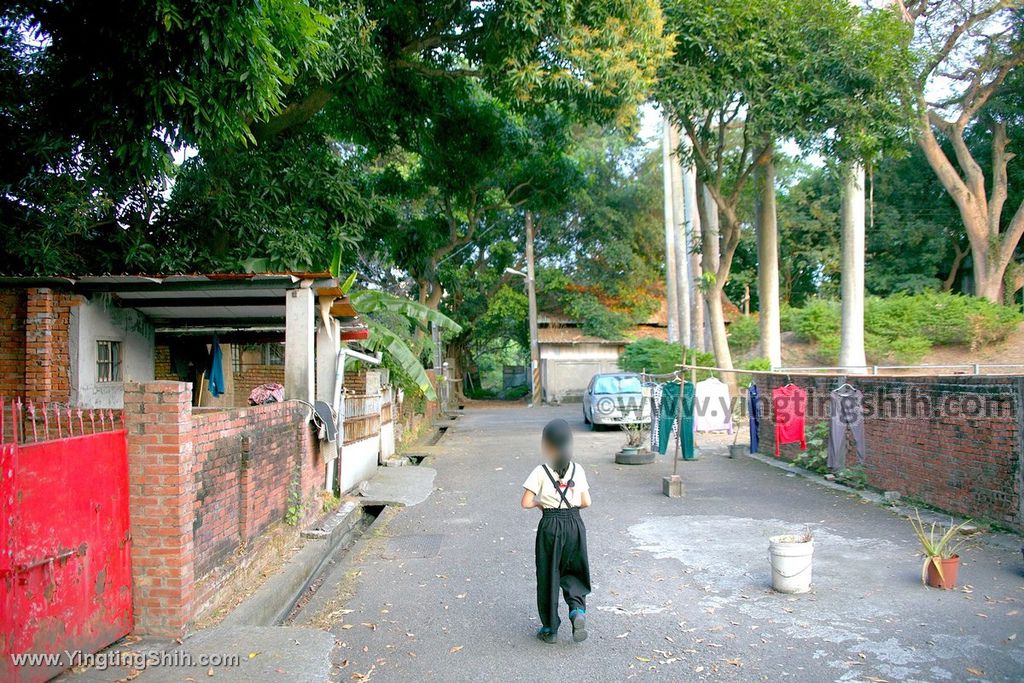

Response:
(24, 288), (54, 399)
(124, 381), (196, 636)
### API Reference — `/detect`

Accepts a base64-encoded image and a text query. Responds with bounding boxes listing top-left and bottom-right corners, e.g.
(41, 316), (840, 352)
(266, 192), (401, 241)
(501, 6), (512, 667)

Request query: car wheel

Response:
(583, 407), (591, 425)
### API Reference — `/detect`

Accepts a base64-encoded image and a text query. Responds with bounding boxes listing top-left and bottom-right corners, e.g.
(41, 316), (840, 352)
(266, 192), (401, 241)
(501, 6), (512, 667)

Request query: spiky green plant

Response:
(908, 509), (972, 585)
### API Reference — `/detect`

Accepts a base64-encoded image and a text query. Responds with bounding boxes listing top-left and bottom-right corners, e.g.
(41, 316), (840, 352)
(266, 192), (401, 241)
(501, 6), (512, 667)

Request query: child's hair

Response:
(542, 419), (573, 477)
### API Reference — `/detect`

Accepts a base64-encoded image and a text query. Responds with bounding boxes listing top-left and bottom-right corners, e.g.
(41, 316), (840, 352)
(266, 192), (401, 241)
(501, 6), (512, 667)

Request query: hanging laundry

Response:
(828, 385), (865, 469)
(748, 383), (760, 453)
(771, 383), (807, 457)
(680, 381), (696, 461)
(647, 383), (662, 452)
(695, 376), (733, 433)
(207, 335), (225, 398)
(656, 381), (680, 455)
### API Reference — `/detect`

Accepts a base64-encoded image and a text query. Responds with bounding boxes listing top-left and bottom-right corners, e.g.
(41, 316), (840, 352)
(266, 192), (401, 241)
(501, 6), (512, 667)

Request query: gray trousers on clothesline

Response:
(828, 388), (865, 470)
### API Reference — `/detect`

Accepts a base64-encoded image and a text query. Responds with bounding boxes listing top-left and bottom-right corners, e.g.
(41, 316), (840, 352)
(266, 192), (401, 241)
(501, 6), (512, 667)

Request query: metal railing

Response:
(772, 363), (1024, 376)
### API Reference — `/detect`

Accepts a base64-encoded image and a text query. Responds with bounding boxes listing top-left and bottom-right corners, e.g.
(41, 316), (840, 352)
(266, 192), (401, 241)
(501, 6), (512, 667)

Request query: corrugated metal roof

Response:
(538, 325), (667, 346)
(0, 273), (367, 334)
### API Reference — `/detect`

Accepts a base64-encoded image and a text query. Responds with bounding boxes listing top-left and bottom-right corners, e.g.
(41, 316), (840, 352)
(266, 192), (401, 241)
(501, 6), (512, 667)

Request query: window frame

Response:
(96, 340), (123, 383)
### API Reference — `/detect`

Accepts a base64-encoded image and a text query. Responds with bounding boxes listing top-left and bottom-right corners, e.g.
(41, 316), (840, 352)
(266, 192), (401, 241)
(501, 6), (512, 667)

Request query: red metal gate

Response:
(1, 401), (132, 682)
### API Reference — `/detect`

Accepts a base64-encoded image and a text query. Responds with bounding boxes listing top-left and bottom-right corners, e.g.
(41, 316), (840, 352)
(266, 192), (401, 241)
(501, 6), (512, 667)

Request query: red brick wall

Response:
(0, 288), (73, 402)
(124, 382), (324, 635)
(153, 344), (175, 381)
(124, 381), (196, 637)
(0, 290), (26, 398)
(233, 364), (285, 407)
(757, 374), (1023, 530)
(24, 288), (73, 402)
(191, 402), (321, 579)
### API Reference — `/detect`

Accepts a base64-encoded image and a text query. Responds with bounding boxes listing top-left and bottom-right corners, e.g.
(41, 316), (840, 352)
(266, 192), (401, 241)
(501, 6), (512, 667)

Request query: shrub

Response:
(788, 292), (1021, 364)
(793, 299), (840, 343)
(735, 357), (771, 385)
(728, 314), (760, 354)
(620, 338), (713, 376)
(779, 302), (800, 333)
(791, 421), (830, 474)
(865, 291), (1021, 349)
(503, 384), (530, 400)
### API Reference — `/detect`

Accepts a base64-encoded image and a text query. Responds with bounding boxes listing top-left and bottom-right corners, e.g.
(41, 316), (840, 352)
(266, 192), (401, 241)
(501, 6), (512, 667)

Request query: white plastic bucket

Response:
(768, 534), (814, 594)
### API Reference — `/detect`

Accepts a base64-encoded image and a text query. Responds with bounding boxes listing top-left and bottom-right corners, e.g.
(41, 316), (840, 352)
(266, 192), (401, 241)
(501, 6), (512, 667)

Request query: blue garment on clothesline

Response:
(207, 336), (225, 398)
(748, 383), (760, 453)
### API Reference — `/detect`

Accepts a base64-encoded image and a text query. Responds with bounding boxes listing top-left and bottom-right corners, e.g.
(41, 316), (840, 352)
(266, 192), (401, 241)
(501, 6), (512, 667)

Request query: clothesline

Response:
(674, 363), (782, 377)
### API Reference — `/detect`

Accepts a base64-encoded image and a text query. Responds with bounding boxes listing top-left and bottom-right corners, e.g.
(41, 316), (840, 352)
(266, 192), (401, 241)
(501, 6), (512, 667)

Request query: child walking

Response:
(521, 419), (592, 643)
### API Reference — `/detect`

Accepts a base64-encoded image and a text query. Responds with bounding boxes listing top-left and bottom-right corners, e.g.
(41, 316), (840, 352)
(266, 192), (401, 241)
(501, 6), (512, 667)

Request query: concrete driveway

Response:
(306, 404), (1023, 682)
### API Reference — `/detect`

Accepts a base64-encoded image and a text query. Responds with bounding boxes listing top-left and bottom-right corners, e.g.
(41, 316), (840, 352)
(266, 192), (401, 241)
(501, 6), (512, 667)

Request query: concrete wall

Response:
(539, 343), (623, 402)
(70, 296), (155, 408)
(380, 420), (395, 461)
(340, 436), (379, 493)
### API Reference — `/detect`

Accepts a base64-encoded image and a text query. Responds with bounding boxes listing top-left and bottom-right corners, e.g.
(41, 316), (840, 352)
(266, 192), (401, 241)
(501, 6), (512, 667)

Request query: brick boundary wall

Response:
(191, 402), (321, 580)
(124, 382), (323, 635)
(755, 373), (1024, 530)
(0, 288), (73, 402)
(0, 290), (26, 397)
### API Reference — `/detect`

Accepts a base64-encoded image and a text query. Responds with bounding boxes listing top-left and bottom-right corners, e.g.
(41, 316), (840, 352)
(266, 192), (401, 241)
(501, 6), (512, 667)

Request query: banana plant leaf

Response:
(349, 290), (462, 333)
(363, 320), (438, 401)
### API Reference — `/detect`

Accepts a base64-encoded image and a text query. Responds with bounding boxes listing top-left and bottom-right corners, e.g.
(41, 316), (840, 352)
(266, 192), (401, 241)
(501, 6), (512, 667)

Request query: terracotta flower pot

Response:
(925, 555), (960, 589)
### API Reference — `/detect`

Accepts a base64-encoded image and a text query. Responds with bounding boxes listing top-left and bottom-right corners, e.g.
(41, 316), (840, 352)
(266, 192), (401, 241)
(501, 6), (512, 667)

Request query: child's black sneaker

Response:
(536, 627), (557, 644)
(569, 610), (587, 642)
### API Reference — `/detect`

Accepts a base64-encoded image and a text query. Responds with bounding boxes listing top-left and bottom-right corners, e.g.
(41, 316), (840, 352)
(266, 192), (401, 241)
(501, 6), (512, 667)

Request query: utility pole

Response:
(525, 211), (542, 405)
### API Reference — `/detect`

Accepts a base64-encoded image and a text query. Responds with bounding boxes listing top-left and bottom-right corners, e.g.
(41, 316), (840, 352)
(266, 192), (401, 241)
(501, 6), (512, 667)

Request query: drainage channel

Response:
(281, 503), (385, 625)
(280, 423), (448, 626)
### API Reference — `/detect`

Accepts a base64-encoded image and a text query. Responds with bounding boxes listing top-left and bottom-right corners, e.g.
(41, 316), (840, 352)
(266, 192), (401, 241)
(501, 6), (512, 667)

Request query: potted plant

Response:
(909, 509), (971, 589)
(615, 424), (654, 464)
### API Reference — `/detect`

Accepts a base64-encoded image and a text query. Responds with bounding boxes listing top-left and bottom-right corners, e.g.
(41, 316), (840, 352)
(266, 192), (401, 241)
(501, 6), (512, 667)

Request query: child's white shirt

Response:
(522, 463), (590, 508)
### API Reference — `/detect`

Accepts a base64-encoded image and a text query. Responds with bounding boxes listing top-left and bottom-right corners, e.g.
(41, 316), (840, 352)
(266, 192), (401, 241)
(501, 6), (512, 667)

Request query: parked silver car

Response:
(582, 372), (651, 429)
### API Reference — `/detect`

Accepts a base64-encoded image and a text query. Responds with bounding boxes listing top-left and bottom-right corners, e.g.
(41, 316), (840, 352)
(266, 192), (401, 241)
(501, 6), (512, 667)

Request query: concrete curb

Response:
(222, 501), (365, 627)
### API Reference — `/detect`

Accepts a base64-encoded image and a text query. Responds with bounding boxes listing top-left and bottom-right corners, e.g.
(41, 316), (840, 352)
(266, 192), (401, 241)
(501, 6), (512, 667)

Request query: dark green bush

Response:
(728, 314), (760, 354)
(787, 292), (1021, 364)
(620, 338), (714, 376)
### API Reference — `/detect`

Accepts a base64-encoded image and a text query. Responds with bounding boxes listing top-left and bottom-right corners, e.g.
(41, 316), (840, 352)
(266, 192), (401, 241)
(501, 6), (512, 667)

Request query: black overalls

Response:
(535, 463), (592, 631)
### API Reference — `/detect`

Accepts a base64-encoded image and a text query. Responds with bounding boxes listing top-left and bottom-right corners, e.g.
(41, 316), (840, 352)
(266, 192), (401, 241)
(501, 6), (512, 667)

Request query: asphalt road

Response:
(302, 404), (1024, 683)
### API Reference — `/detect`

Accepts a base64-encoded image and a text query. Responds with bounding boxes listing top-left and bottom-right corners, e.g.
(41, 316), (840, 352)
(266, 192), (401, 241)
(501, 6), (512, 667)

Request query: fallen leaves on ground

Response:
(449, 645), (463, 654)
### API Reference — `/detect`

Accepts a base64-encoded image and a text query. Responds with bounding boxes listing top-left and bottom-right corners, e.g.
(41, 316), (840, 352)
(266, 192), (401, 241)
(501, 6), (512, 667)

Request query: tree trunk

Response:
(916, 113), (1024, 302)
(839, 161), (867, 371)
(669, 125), (692, 347)
(683, 145), (704, 351)
(755, 146), (782, 368)
(942, 244), (967, 292)
(706, 282), (736, 396)
(661, 116), (680, 342)
(692, 179), (716, 353)
(698, 182), (736, 394)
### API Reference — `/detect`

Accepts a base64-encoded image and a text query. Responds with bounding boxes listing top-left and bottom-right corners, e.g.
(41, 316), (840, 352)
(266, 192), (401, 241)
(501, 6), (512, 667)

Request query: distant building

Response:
(537, 303), (667, 403)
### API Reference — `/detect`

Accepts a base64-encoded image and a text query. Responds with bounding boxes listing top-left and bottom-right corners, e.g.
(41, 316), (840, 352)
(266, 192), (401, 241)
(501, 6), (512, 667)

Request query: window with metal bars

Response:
(97, 340), (122, 382)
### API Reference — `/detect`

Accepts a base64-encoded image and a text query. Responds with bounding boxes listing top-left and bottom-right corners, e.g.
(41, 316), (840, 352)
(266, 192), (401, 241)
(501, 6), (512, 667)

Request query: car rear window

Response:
(593, 375), (642, 394)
